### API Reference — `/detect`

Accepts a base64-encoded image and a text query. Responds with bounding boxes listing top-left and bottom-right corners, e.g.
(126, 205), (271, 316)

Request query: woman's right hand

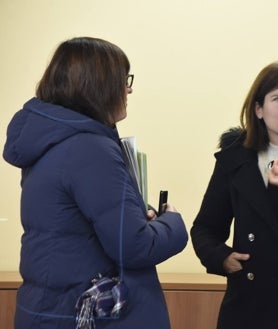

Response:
(223, 252), (250, 274)
(268, 158), (278, 186)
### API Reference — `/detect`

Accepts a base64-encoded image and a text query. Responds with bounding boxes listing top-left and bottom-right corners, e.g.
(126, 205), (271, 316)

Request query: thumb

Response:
(234, 253), (250, 261)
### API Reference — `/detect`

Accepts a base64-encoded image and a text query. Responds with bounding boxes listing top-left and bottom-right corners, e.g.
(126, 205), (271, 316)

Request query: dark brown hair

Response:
(240, 62), (278, 151)
(36, 37), (130, 125)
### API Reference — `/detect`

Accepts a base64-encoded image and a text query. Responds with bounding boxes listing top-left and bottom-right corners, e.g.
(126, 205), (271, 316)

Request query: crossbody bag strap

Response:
(119, 173), (127, 280)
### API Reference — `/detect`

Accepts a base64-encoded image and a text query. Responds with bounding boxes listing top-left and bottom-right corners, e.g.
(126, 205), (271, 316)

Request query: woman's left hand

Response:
(147, 209), (157, 221)
(268, 158), (278, 186)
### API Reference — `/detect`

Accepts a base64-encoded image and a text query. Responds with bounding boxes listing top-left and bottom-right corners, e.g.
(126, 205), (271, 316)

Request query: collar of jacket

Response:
(214, 127), (255, 173)
(214, 142), (256, 173)
(215, 131), (278, 238)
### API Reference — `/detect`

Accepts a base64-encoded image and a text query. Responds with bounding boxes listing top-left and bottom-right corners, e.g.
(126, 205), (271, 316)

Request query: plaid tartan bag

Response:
(75, 274), (128, 329)
(75, 175), (129, 329)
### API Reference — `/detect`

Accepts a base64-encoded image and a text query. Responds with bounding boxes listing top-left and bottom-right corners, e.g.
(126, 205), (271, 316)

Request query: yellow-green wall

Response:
(1, 0), (278, 273)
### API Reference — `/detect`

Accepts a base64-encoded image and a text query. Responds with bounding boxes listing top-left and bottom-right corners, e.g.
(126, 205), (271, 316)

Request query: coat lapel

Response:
(233, 161), (278, 235)
(216, 144), (278, 237)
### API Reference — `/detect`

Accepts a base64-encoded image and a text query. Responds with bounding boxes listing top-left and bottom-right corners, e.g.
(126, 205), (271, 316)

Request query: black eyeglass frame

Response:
(126, 74), (134, 88)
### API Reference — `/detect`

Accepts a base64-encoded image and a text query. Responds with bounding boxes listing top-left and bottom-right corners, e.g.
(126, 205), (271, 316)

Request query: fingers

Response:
(223, 252), (250, 274)
(165, 204), (177, 212)
(146, 209), (156, 221)
(232, 252), (250, 261)
(268, 158), (278, 186)
(147, 204), (178, 221)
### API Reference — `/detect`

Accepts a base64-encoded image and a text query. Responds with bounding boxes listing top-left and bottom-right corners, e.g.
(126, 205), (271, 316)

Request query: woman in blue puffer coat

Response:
(3, 37), (188, 329)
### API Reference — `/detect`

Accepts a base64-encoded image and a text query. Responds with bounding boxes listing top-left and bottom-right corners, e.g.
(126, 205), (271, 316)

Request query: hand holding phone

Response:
(158, 190), (168, 216)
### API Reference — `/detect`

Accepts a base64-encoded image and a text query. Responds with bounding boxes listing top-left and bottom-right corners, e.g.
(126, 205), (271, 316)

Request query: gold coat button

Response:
(247, 272), (255, 280)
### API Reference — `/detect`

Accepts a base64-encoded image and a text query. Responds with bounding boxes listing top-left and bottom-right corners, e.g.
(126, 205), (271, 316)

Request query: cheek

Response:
(263, 109), (278, 127)
(266, 109), (278, 119)
(117, 108), (127, 122)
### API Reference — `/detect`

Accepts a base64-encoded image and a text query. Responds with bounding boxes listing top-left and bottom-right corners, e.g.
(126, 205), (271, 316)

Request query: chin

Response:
(115, 114), (127, 123)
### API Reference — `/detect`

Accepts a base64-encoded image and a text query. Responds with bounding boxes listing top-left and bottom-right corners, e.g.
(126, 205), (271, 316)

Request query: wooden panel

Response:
(0, 290), (17, 329)
(0, 272), (226, 329)
(0, 288), (224, 329)
(164, 290), (224, 329)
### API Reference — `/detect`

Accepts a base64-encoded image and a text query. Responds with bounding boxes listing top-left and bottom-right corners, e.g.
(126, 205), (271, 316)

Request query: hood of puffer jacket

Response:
(3, 97), (120, 168)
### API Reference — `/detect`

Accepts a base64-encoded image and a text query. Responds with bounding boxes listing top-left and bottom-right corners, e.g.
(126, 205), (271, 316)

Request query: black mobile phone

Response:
(158, 190), (168, 216)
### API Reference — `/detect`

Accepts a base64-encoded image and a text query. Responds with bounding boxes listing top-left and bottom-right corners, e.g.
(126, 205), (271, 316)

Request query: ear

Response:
(255, 102), (263, 119)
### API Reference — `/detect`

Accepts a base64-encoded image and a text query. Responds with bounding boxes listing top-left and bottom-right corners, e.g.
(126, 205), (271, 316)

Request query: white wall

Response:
(1, 0), (278, 272)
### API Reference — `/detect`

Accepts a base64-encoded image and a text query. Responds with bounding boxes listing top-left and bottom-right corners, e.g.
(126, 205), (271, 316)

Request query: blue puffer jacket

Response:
(3, 98), (188, 329)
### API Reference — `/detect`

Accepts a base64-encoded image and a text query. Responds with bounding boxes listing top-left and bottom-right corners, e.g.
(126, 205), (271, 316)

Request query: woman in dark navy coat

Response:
(3, 37), (188, 329)
(191, 62), (278, 329)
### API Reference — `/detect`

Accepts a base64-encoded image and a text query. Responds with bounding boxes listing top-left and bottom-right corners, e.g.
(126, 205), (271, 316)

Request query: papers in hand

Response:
(121, 136), (148, 209)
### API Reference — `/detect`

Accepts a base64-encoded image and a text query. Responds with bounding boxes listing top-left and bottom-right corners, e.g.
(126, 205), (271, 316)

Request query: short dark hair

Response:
(36, 37), (130, 125)
(240, 62), (278, 151)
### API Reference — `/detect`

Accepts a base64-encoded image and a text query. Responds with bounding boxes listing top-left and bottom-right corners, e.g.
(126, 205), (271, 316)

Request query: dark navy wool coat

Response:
(191, 129), (278, 329)
(3, 98), (188, 329)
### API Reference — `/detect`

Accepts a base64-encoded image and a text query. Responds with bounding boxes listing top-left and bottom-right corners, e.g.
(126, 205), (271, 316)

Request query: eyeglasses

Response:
(126, 74), (134, 88)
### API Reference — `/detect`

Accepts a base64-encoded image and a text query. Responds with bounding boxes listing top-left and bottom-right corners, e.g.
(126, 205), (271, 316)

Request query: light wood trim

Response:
(158, 273), (226, 291)
(0, 272), (22, 289)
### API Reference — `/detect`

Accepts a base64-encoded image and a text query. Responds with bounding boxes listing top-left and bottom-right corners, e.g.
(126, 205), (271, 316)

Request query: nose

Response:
(127, 86), (133, 94)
